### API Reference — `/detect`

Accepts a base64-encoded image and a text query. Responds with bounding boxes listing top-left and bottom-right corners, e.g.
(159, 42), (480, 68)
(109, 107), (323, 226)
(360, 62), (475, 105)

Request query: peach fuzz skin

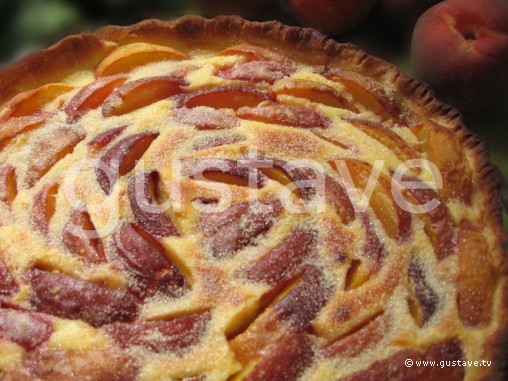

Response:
(411, 0), (508, 111)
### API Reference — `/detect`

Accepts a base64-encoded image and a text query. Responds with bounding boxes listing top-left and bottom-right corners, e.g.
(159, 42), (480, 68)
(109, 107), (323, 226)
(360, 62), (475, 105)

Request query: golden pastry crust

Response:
(0, 15), (506, 381)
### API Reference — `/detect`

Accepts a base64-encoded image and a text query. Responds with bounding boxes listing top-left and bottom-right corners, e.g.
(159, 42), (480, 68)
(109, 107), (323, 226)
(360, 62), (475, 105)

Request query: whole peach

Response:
(285, 0), (377, 35)
(411, 0), (508, 111)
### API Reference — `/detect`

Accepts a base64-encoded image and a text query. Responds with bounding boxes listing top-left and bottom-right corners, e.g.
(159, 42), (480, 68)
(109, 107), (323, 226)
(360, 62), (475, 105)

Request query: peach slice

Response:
(65, 76), (127, 123)
(114, 223), (185, 299)
(274, 78), (357, 111)
(408, 257), (438, 326)
(104, 311), (210, 353)
(27, 269), (139, 327)
(0, 116), (46, 153)
(340, 338), (464, 381)
(326, 176), (356, 225)
(218, 61), (296, 84)
(240, 228), (317, 286)
(325, 69), (406, 125)
(200, 200), (282, 258)
(330, 159), (411, 242)
(216, 44), (289, 62)
(346, 117), (419, 163)
(231, 266), (329, 366)
(26, 128), (84, 188)
(412, 121), (472, 204)
(87, 125), (127, 152)
(175, 86), (271, 110)
(0, 165), (17, 205)
(343, 216), (385, 290)
(103, 76), (186, 116)
(0, 258), (19, 299)
(95, 43), (189, 77)
(173, 107), (240, 130)
(321, 313), (390, 358)
(243, 333), (314, 381)
(97, 132), (159, 194)
(360, 214), (385, 269)
(10, 349), (138, 381)
(30, 182), (59, 234)
(255, 157), (322, 200)
(456, 221), (495, 327)
(404, 185), (455, 260)
(180, 158), (266, 189)
(63, 210), (106, 265)
(316, 250), (403, 342)
(0, 308), (52, 350)
(0, 83), (73, 120)
(237, 104), (330, 128)
(128, 171), (179, 238)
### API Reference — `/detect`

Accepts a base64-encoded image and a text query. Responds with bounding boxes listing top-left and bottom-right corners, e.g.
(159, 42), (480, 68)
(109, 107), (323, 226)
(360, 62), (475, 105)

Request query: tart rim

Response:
(0, 15), (506, 380)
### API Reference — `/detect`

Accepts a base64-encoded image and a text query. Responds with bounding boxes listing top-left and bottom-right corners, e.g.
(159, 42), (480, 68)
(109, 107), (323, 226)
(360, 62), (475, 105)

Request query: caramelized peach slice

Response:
(26, 128), (84, 188)
(272, 265), (332, 330)
(66, 76), (127, 122)
(456, 221), (495, 327)
(104, 311), (210, 353)
(10, 349), (138, 381)
(243, 333), (314, 381)
(103, 76), (186, 116)
(128, 171), (179, 237)
(237, 104), (330, 128)
(175, 86), (271, 110)
(240, 228), (317, 285)
(216, 44), (289, 62)
(218, 61), (295, 84)
(326, 176), (356, 224)
(173, 107), (240, 130)
(412, 121), (472, 204)
(316, 250), (403, 342)
(331, 159), (411, 241)
(0, 83), (73, 120)
(0, 116), (45, 151)
(31, 182), (59, 234)
(255, 157), (321, 200)
(321, 313), (389, 358)
(96, 43), (189, 77)
(0, 165), (17, 205)
(0, 308), (52, 350)
(114, 223), (185, 299)
(63, 210), (106, 264)
(28, 269), (139, 327)
(408, 257), (438, 326)
(274, 78), (357, 111)
(231, 266), (329, 366)
(180, 158), (266, 189)
(360, 214), (385, 269)
(325, 69), (406, 125)
(87, 125), (127, 152)
(404, 185), (455, 260)
(200, 200), (282, 258)
(340, 338), (464, 381)
(0, 258), (18, 299)
(346, 118), (419, 163)
(97, 132), (159, 194)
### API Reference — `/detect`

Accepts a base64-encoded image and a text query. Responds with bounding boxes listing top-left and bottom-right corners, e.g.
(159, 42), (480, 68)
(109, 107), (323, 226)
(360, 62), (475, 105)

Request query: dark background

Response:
(0, 0), (506, 233)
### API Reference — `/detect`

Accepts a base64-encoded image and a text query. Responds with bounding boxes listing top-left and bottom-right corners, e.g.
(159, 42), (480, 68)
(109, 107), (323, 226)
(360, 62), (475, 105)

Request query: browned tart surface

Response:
(0, 16), (506, 381)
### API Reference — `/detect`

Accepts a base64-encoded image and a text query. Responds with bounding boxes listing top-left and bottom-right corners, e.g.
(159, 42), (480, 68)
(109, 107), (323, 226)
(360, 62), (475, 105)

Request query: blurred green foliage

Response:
(0, 0), (190, 64)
